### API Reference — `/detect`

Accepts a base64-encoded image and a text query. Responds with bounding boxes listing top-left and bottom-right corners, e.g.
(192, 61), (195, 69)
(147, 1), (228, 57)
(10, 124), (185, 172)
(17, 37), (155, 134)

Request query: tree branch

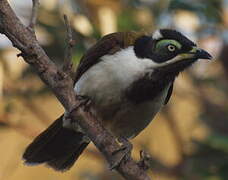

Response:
(0, 1), (151, 179)
(29, 0), (39, 31)
(62, 14), (75, 77)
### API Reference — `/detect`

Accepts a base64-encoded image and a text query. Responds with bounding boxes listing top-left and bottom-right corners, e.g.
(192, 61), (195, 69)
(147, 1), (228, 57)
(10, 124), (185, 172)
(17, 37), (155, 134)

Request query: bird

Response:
(22, 29), (212, 171)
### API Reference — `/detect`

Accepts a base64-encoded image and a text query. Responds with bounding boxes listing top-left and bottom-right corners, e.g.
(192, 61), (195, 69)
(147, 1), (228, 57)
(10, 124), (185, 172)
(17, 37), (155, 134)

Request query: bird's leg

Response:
(109, 137), (133, 170)
(63, 95), (92, 128)
(75, 95), (92, 112)
(137, 150), (151, 170)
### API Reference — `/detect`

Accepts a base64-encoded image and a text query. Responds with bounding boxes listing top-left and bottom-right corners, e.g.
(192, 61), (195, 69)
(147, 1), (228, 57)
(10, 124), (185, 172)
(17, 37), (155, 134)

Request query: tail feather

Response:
(46, 142), (88, 171)
(23, 115), (89, 171)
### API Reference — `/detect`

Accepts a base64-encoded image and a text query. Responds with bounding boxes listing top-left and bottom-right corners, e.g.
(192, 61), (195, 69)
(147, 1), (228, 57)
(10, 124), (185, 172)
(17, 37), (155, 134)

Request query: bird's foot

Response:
(63, 95), (92, 127)
(109, 137), (133, 170)
(137, 150), (151, 170)
(76, 95), (92, 112)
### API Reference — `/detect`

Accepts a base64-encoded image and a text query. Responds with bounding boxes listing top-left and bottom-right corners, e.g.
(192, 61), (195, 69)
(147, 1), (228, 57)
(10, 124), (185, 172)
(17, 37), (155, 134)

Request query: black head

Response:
(134, 29), (212, 74)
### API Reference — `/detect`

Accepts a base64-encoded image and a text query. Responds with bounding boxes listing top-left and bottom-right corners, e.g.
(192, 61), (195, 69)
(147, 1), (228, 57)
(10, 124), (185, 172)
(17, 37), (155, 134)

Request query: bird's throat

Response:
(125, 71), (174, 104)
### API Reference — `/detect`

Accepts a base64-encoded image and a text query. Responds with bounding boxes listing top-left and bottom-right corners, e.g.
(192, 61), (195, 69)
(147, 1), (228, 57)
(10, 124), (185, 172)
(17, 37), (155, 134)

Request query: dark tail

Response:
(23, 115), (89, 171)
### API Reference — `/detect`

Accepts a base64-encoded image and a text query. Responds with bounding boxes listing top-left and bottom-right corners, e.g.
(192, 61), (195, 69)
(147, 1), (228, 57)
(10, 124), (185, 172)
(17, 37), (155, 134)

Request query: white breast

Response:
(75, 46), (156, 102)
(74, 46), (169, 138)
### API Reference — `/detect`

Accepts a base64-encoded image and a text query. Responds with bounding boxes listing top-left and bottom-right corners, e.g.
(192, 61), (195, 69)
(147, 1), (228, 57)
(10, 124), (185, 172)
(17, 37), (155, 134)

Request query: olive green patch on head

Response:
(155, 39), (182, 51)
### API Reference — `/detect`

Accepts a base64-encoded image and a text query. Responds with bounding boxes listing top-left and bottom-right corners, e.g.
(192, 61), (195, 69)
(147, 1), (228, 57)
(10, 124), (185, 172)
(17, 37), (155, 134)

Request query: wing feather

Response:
(74, 32), (144, 83)
(164, 83), (173, 105)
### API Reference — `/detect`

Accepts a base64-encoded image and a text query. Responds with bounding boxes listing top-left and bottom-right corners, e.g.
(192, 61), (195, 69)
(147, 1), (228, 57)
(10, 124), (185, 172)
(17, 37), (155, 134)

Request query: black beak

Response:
(195, 48), (212, 60)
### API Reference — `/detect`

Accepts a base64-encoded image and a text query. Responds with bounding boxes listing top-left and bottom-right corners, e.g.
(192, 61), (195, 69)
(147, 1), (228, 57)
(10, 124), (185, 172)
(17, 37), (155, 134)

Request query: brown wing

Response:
(74, 31), (144, 83)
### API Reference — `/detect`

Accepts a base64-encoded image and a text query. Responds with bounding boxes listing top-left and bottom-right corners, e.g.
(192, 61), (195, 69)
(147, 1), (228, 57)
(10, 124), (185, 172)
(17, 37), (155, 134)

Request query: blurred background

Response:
(0, 0), (228, 179)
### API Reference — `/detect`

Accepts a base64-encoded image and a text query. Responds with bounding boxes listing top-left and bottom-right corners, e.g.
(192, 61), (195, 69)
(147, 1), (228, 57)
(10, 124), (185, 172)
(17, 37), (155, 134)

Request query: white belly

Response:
(74, 47), (170, 138)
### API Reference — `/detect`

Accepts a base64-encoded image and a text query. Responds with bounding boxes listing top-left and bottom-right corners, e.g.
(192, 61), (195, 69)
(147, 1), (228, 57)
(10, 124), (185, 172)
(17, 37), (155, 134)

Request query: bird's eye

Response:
(167, 44), (176, 52)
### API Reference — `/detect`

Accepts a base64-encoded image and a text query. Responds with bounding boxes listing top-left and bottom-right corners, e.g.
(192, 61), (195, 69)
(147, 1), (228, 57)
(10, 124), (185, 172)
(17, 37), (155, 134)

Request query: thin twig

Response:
(29, 0), (39, 31)
(62, 14), (75, 77)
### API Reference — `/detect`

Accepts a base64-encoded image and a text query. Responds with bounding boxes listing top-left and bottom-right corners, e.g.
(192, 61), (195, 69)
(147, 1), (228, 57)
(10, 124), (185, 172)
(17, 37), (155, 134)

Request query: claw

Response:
(76, 95), (92, 112)
(63, 95), (92, 128)
(137, 150), (151, 170)
(109, 137), (133, 170)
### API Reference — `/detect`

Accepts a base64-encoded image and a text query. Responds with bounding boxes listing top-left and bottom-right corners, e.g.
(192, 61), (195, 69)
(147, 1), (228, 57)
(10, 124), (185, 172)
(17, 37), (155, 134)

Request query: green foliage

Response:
(188, 139), (228, 180)
(117, 9), (141, 31)
(206, 134), (228, 153)
(169, 0), (222, 23)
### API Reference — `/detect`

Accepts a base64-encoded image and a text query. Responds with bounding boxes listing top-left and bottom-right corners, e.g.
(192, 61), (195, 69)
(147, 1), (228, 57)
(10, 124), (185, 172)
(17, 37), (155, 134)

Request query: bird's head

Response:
(134, 29), (212, 76)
